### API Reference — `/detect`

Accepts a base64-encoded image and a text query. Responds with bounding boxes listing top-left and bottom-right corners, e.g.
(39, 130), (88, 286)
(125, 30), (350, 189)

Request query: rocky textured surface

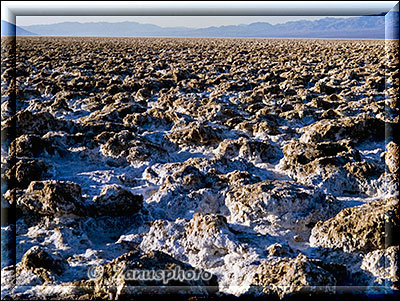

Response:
(248, 254), (337, 298)
(224, 180), (342, 239)
(90, 184), (143, 217)
(361, 246), (399, 288)
(17, 180), (85, 216)
(386, 141), (400, 174)
(70, 249), (219, 299)
(19, 245), (69, 280)
(310, 197), (399, 252)
(1, 37), (399, 299)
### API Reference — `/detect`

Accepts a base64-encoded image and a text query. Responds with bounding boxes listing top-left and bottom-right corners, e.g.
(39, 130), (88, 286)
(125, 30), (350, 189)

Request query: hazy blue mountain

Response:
(1, 20), (36, 36)
(17, 13), (399, 39)
(21, 21), (185, 37)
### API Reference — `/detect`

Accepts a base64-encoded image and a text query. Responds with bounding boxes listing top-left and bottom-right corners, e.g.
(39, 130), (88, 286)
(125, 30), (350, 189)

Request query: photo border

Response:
(1, 1), (399, 300)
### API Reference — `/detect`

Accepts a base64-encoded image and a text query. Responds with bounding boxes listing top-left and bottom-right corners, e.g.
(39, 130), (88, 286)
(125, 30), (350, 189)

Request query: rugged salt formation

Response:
(361, 246), (399, 287)
(224, 180), (341, 238)
(90, 184), (143, 217)
(18, 245), (69, 282)
(247, 253), (337, 298)
(71, 249), (219, 299)
(309, 197), (400, 290)
(1, 37), (399, 299)
(310, 197), (399, 252)
(386, 141), (400, 174)
(17, 180), (85, 216)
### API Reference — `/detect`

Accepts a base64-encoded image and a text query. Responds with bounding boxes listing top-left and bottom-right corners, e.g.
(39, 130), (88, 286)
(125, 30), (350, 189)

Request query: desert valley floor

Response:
(1, 37), (399, 299)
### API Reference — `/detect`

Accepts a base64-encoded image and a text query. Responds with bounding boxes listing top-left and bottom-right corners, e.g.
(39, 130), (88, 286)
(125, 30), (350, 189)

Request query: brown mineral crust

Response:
(91, 185), (143, 217)
(310, 197), (400, 252)
(19, 245), (68, 277)
(300, 115), (386, 145)
(17, 180), (85, 216)
(167, 122), (222, 146)
(248, 254), (336, 298)
(4, 159), (48, 189)
(385, 141), (400, 174)
(72, 249), (218, 299)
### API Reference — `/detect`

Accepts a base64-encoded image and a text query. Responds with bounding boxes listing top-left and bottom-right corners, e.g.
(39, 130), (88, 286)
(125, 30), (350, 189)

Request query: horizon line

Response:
(15, 15), (386, 28)
(11, 35), (393, 41)
(12, 15), (383, 29)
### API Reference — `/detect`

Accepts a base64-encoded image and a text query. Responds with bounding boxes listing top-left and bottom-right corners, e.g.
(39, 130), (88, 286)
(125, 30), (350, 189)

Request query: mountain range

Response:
(1, 20), (36, 36)
(2, 13), (399, 39)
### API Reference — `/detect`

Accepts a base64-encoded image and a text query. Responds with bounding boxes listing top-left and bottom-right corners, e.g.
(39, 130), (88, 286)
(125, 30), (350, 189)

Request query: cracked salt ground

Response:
(1, 37), (399, 299)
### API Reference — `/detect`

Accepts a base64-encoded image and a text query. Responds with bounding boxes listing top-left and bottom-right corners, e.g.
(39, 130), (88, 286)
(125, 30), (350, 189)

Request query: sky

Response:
(16, 16), (358, 28)
(3, 1), (397, 28)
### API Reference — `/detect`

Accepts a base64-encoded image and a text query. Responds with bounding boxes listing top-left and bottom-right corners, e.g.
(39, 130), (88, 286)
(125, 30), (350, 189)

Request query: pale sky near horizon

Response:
(4, 1), (398, 27)
(6, 1), (398, 28)
(16, 16), (358, 28)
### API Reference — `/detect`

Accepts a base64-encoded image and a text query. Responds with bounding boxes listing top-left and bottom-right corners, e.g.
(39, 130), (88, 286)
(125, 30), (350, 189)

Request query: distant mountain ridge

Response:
(1, 20), (37, 36)
(3, 12), (399, 39)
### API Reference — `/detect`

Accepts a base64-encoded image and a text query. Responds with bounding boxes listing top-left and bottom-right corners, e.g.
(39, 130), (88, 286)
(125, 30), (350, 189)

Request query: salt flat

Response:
(1, 37), (399, 299)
